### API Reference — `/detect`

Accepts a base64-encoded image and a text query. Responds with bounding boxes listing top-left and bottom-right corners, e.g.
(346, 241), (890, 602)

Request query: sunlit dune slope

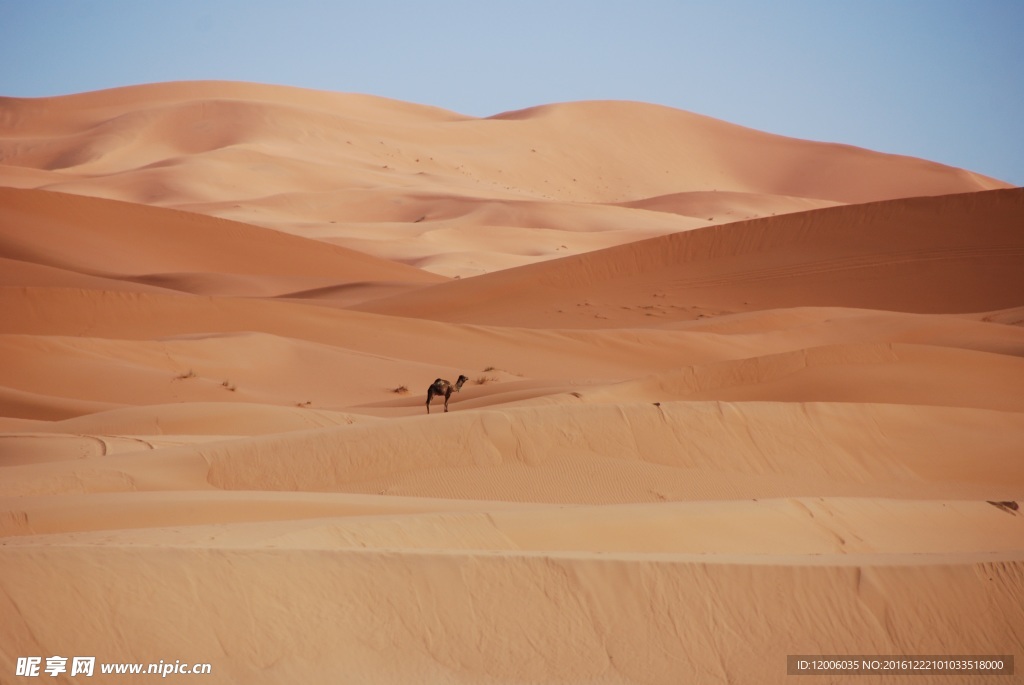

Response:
(0, 186), (443, 300)
(4, 283), (1022, 424)
(1, 81), (1010, 276)
(3, 541), (1019, 685)
(3, 81), (1004, 204)
(357, 188), (1024, 327)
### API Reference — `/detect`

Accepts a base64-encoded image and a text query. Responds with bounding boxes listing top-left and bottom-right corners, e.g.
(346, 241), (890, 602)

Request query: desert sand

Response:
(1, 81), (1022, 684)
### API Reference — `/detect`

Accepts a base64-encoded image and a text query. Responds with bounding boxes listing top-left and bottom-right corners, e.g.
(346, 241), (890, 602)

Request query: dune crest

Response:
(357, 188), (1024, 326)
(1, 81), (1010, 277)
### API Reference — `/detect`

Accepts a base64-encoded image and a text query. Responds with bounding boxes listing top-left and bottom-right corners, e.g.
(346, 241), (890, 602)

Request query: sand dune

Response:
(1, 82), (1022, 684)
(0, 186), (443, 299)
(617, 189), (842, 219)
(4, 543), (1018, 684)
(1, 81), (1010, 277)
(357, 188), (1024, 326)
(579, 342), (1024, 411)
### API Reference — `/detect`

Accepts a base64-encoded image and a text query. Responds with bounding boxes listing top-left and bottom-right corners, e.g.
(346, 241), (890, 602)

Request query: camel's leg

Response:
(444, 389), (451, 412)
(426, 388), (433, 414)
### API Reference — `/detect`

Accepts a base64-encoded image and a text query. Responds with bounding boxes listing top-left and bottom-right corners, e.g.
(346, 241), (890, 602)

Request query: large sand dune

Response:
(357, 188), (1024, 326)
(1, 80), (1009, 278)
(1, 82), (1022, 683)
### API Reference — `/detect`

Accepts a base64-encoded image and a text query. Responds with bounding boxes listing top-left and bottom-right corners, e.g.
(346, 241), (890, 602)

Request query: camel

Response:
(426, 375), (468, 414)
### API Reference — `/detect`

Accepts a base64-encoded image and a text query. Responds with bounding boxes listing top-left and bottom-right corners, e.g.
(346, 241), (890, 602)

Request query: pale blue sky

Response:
(2, 0), (1022, 184)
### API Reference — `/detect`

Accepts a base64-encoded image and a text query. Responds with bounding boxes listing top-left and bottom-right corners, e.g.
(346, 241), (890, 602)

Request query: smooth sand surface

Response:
(1, 82), (1022, 684)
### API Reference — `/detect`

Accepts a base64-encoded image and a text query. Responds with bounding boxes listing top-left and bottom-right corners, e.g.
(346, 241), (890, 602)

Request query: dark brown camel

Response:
(426, 375), (468, 414)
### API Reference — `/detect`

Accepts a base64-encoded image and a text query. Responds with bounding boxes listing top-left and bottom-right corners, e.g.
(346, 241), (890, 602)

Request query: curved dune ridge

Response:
(357, 188), (1024, 326)
(1, 81), (1023, 684)
(1, 80), (1010, 278)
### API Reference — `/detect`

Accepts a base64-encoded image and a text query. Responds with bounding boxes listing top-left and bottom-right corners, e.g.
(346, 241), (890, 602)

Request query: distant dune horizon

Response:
(2, 81), (1021, 684)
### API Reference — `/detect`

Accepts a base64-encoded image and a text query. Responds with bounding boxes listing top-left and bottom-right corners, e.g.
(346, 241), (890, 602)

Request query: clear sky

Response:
(2, 0), (1022, 185)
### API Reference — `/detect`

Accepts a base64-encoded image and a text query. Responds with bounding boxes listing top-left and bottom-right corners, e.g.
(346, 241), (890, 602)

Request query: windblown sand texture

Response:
(1, 81), (1022, 684)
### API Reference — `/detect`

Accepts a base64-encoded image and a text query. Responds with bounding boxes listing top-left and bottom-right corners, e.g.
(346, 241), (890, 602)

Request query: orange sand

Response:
(1, 82), (1022, 684)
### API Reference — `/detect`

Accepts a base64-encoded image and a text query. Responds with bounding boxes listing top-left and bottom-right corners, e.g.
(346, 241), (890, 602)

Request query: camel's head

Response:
(455, 374), (469, 390)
